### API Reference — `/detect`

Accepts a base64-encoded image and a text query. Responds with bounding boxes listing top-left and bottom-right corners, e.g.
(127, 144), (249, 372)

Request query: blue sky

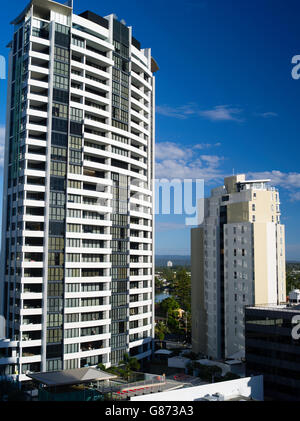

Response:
(0, 0), (300, 259)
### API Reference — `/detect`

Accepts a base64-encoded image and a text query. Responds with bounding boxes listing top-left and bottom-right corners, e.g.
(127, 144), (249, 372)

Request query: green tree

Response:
(155, 276), (164, 291)
(167, 312), (181, 334)
(160, 297), (180, 315)
(119, 353), (140, 381)
(155, 321), (169, 347)
(173, 269), (191, 312)
(286, 268), (300, 295)
(97, 363), (107, 372)
(162, 268), (175, 283)
(193, 363), (222, 383)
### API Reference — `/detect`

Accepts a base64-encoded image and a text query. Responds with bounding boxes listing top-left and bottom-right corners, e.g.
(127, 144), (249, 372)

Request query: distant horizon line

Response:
(155, 254), (300, 262)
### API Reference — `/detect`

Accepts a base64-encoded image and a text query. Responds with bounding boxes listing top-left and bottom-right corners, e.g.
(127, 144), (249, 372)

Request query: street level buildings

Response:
(245, 305), (300, 401)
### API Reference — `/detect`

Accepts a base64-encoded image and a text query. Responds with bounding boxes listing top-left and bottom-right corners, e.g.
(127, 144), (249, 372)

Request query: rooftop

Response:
(246, 303), (300, 313)
(27, 367), (117, 387)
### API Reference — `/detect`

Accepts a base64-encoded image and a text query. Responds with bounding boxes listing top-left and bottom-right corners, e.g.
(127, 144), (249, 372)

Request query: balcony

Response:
(80, 340), (107, 352)
(24, 268), (43, 278)
(22, 315), (42, 326)
(26, 207), (45, 217)
(24, 253), (44, 264)
(21, 331), (42, 342)
(22, 346), (42, 358)
(27, 162), (46, 172)
(26, 191), (44, 202)
(26, 176), (45, 187)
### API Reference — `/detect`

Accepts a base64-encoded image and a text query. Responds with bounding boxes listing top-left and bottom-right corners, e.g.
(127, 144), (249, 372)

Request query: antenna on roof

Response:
(233, 168), (235, 175)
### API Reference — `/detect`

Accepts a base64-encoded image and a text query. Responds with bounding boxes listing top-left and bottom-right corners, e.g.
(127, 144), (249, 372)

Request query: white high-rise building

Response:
(191, 175), (286, 360)
(0, 0), (158, 381)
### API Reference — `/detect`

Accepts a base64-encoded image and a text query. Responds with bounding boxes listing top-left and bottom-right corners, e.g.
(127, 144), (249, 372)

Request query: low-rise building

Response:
(245, 304), (300, 401)
(131, 375), (264, 401)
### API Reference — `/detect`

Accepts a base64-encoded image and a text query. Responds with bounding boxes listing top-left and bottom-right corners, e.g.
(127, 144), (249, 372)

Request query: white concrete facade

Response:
(0, 0), (157, 380)
(192, 175), (286, 360)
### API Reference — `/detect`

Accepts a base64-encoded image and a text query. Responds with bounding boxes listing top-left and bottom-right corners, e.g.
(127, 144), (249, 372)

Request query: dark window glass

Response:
(49, 222), (65, 236)
(70, 121), (82, 135)
(50, 177), (65, 191)
(52, 132), (68, 147)
(52, 118), (68, 133)
(53, 89), (69, 104)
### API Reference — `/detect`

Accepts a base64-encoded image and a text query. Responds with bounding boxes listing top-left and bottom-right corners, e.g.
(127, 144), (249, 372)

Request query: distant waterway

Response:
(155, 290), (170, 303)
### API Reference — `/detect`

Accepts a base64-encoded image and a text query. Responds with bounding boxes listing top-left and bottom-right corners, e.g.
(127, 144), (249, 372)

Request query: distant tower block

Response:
(191, 174), (286, 360)
(167, 261), (173, 268)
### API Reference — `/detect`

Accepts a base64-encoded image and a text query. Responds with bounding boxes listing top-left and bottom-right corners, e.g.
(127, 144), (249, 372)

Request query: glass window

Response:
(70, 107), (83, 122)
(54, 60), (69, 77)
(52, 103), (68, 119)
(50, 161), (66, 176)
(53, 75), (69, 90)
(69, 136), (82, 149)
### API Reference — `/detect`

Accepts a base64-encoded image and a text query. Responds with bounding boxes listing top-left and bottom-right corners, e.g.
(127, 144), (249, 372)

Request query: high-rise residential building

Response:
(191, 174), (286, 360)
(0, 0), (158, 381)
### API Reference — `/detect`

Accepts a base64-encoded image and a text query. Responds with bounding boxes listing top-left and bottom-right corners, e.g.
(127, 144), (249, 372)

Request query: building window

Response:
(53, 103), (68, 119)
(68, 194), (81, 203)
(54, 60), (69, 77)
(70, 107), (83, 122)
(68, 180), (82, 189)
(53, 75), (69, 90)
(69, 136), (82, 149)
(51, 161), (66, 177)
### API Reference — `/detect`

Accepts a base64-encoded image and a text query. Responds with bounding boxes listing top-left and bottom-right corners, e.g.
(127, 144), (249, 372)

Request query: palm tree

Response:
(155, 321), (169, 348)
(119, 353), (140, 382)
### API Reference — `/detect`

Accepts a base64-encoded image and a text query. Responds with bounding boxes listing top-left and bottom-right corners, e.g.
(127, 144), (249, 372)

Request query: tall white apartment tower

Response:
(191, 175), (286, 360)
(0, 0), (157, 380)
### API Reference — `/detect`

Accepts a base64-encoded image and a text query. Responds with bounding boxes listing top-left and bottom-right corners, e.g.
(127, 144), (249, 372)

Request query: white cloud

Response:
(198, 105), (243, 122)
(157, 104), (243, 122)
(247, 170), (300, 201)
(156, 142), (193, 160)
(291, 192), (300, 202)
(156, 105), (190, 120)
(200, 155), (223, 167)
(247, 170), (300, 190)
(194, 142), (222, 149)
(255, 112), (278, 118)
(155, 141), (224, 183)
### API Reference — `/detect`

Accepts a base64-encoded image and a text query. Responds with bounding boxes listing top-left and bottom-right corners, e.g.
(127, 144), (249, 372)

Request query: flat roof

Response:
(11, 0), (72, 25)
(27, 367), (117, 387)
(246, 304), (300, 313)
(238, 179), (271, 184)
(155, 349), (173, 355)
